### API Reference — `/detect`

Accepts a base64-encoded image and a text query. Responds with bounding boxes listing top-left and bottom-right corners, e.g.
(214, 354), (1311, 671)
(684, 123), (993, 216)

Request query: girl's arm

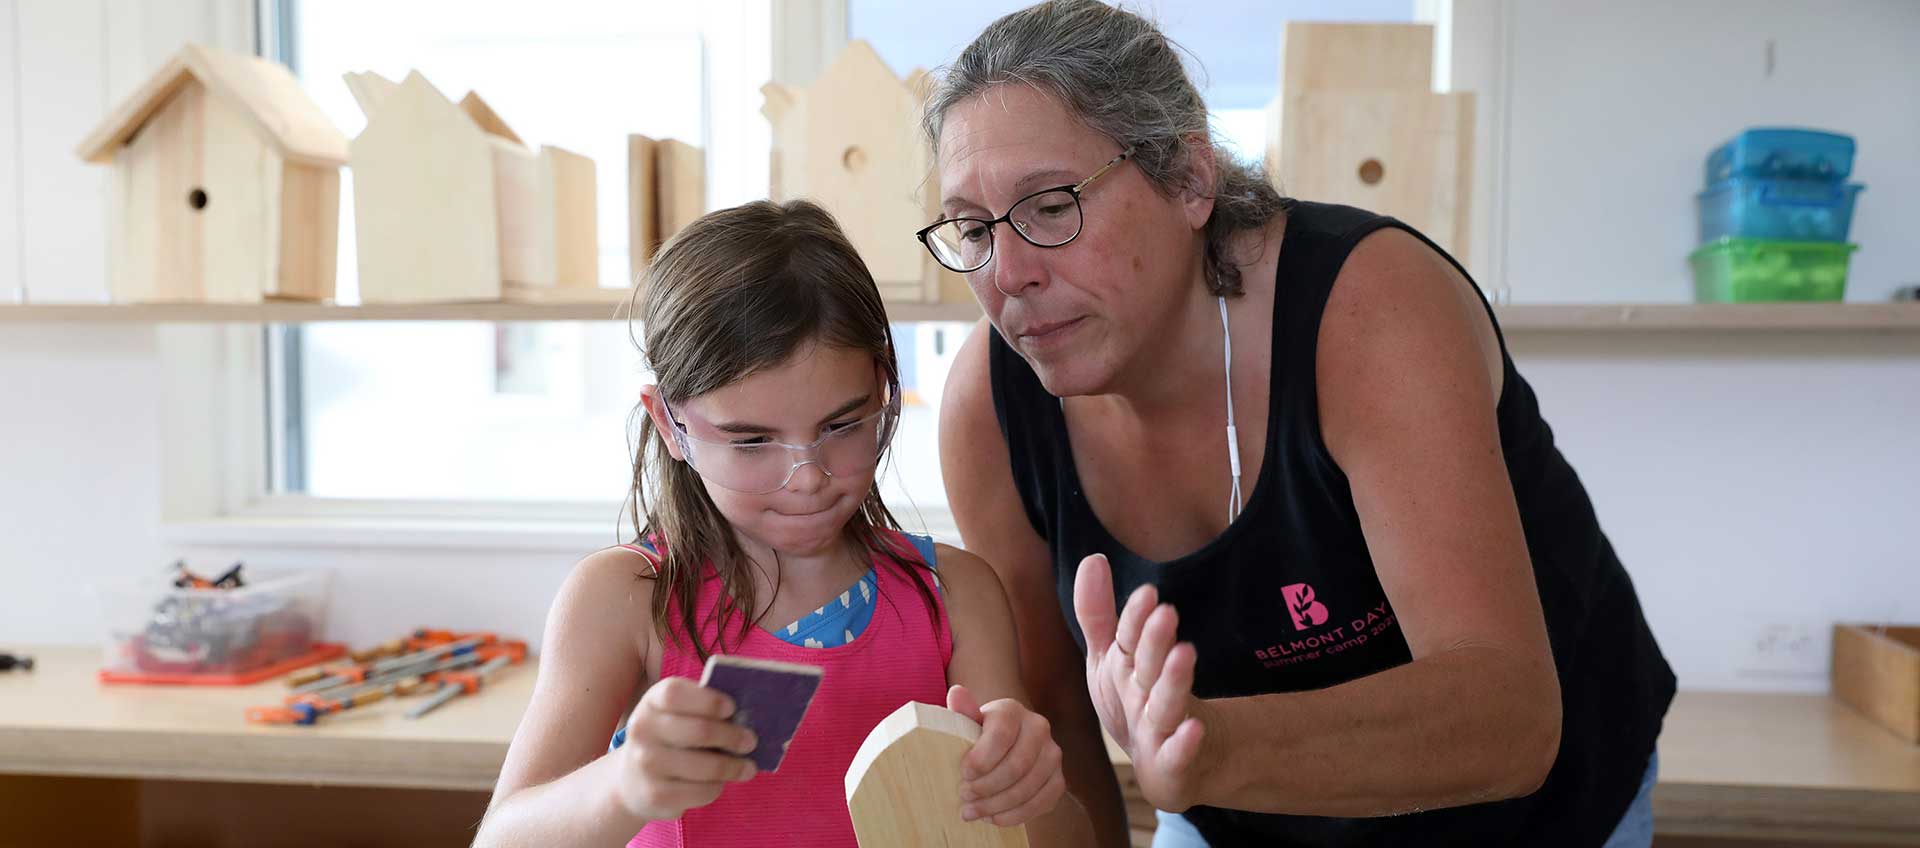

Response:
(473, 547), (757, 846)
(937, 543), (1098, 847)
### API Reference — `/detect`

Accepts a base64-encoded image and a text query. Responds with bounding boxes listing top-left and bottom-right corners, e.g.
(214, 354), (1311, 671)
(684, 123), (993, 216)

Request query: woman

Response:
(925, 2), (1674, 846)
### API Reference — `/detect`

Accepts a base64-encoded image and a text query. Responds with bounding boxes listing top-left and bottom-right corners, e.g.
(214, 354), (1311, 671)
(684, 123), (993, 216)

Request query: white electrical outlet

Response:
(1734, 619), (1829, 681)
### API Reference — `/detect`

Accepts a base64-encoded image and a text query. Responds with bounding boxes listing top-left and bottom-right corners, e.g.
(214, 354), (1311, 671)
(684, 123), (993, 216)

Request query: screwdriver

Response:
(407, 654), (514, 719)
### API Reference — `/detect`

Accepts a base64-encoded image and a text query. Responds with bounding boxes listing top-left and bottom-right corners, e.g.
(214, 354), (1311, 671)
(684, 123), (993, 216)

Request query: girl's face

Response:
(646, 343), (891, 559)
(936, 83), (1215, 397)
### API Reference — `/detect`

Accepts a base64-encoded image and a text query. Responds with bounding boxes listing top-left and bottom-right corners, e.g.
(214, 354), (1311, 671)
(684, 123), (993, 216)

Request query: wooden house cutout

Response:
(845, 702), (1029, 847)
(1265, 23), (1474, 265)
(347, 71), (500, 303)
(763, 40), (970, 306)
(76, 43), (348, 303)
(346, 73), (603, 303)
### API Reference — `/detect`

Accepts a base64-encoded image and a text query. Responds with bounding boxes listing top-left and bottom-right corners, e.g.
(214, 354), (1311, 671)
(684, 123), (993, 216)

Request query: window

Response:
(266, 1), (772, 517)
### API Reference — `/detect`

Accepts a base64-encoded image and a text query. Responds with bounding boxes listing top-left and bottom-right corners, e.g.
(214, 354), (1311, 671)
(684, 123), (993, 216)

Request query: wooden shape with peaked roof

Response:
(348, 71), (500, 303)
(763, 40), (968, 305)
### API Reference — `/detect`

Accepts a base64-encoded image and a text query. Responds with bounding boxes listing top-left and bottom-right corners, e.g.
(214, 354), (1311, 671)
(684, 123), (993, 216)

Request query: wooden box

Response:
(1832, 624), (1920, 744)
(77, 44), (348, 304)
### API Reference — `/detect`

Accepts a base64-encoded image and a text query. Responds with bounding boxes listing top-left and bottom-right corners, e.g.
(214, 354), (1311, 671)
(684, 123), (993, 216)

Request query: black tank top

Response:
(988, 201), (1675, 846)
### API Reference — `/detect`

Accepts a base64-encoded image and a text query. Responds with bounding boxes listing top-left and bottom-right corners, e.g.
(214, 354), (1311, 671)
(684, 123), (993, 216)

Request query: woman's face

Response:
(936, 84), (1212, 397)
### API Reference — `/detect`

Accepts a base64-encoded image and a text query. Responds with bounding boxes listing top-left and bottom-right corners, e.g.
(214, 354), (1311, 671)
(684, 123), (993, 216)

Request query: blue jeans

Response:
(1151, 752), (1660, 848)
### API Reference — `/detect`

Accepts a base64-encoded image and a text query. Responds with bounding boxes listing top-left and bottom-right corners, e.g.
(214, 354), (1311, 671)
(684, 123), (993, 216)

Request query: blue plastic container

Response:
(1705, 128), (1855, 184)
(1697, 177), (1863, 243)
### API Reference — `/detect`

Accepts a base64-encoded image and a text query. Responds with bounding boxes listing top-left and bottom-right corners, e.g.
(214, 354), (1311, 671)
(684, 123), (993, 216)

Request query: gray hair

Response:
(922, 0), (1289, 296)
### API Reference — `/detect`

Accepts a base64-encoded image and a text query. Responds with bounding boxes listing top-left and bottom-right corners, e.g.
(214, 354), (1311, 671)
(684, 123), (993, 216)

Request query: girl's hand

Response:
(948, 683), (1068, 826)
(1072, 553), (1209, 812)
(612, 676), (760, 822)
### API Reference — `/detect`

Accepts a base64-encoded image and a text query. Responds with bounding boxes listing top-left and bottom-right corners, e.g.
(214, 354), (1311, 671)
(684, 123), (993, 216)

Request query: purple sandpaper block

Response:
(699, 655), (825, 774)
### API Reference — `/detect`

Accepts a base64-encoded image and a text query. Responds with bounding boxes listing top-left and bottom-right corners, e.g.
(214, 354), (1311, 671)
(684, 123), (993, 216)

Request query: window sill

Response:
(161, 506), (961, 554)
(160, 516), (624, 554)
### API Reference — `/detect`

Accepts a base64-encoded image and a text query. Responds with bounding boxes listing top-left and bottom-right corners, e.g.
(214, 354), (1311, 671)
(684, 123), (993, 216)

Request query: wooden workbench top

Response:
(1653, 690), (1920, 842)
(0, 645), (534, 791)
(4, 646), (1917, 840)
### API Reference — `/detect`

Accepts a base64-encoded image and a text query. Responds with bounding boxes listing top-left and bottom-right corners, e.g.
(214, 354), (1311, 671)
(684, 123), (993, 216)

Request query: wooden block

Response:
(342, 71), (399, 119)
(1278, 22), (1434, 97)
(349, 71), (500, 303)
(845, 702), (1029, 847)
(271, 162), (338, 301)
(1832, 624), (1920, 743)
(1272, 89), (1474, 264)
(490, 135), (553, 288)
(543, 145), (599, 288)
(627, 134), (659, 284)
(458, 91), (522, 144)
(655, 139), (704, 246)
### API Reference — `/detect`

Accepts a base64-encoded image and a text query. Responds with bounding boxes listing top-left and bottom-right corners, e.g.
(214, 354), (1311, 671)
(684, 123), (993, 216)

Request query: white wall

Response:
(1, 0), (1916, 696)
(1495, 0), (1920, 303)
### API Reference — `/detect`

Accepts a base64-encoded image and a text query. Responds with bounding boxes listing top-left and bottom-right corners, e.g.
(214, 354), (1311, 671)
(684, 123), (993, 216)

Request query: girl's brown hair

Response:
(625, 199), (938, 658)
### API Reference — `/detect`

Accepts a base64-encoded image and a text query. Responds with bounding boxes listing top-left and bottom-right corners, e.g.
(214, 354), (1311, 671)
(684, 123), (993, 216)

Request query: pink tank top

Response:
(625, 531), (953, 848)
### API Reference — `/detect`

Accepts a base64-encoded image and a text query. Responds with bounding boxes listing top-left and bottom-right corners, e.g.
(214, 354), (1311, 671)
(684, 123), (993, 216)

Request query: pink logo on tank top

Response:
(1281, 582), (1329, 630)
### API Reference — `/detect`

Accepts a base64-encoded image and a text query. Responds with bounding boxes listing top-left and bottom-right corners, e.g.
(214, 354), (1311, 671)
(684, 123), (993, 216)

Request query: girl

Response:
(475, 200), (1093, 847)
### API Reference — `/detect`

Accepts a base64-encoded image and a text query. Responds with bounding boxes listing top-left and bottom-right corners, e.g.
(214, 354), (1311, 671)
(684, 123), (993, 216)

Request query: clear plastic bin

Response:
(1705, 128), (1855, 184)
(95, 569), (330, 680)
(1697, 177), (1862, 243)
(1689, 238), (1855, 303)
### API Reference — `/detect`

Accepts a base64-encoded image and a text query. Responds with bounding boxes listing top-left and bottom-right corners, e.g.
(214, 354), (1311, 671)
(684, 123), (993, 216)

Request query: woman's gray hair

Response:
(921, 0), (1289, 296)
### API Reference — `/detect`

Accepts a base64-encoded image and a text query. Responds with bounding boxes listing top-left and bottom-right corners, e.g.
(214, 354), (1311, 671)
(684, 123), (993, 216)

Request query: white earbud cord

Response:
(1219, 296), (1242, 522)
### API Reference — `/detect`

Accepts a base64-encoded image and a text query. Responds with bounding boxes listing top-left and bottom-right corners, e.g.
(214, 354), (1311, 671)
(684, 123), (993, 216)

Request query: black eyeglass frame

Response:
(914, 147), (1135, 274)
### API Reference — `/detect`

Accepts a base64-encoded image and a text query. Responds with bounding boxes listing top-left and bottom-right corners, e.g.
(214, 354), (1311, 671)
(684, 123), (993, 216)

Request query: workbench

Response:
(3, 646), (1916, 847)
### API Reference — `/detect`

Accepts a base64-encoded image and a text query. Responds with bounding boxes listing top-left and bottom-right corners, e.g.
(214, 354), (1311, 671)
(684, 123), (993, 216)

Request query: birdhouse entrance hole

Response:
(842, 145), (868, 173)
(188, 188), (209, 211)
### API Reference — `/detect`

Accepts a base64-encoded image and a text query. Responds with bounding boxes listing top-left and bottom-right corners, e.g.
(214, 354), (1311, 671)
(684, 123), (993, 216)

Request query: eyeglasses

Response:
(916, 148), (1134, 274)
(661, 390), (900, 495)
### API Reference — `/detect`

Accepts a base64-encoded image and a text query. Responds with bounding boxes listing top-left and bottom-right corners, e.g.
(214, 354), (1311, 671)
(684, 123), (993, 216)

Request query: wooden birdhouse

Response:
(345, 71), (604, 303)
(1265, 23), (1475, 265)
(75, 43), (348, 303)
(763, 40), (970, 306)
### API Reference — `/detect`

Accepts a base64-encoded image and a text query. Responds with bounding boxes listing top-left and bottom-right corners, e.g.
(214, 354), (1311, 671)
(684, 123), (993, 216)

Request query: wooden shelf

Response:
(1, 300), (1915, 330)
(0, 298), (984, 324)
(1496, 302), (1920, 332)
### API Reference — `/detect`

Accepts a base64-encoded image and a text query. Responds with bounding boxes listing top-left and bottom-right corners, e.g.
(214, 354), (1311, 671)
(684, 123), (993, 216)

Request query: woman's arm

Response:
(940, 320), (1132, 846)
(475, 548), (757, 845)
(1106, 228), (1562, 817)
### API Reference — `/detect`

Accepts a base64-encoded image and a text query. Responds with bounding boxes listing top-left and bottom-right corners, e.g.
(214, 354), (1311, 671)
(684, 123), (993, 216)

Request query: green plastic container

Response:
(1688, 237), (1856, 302)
